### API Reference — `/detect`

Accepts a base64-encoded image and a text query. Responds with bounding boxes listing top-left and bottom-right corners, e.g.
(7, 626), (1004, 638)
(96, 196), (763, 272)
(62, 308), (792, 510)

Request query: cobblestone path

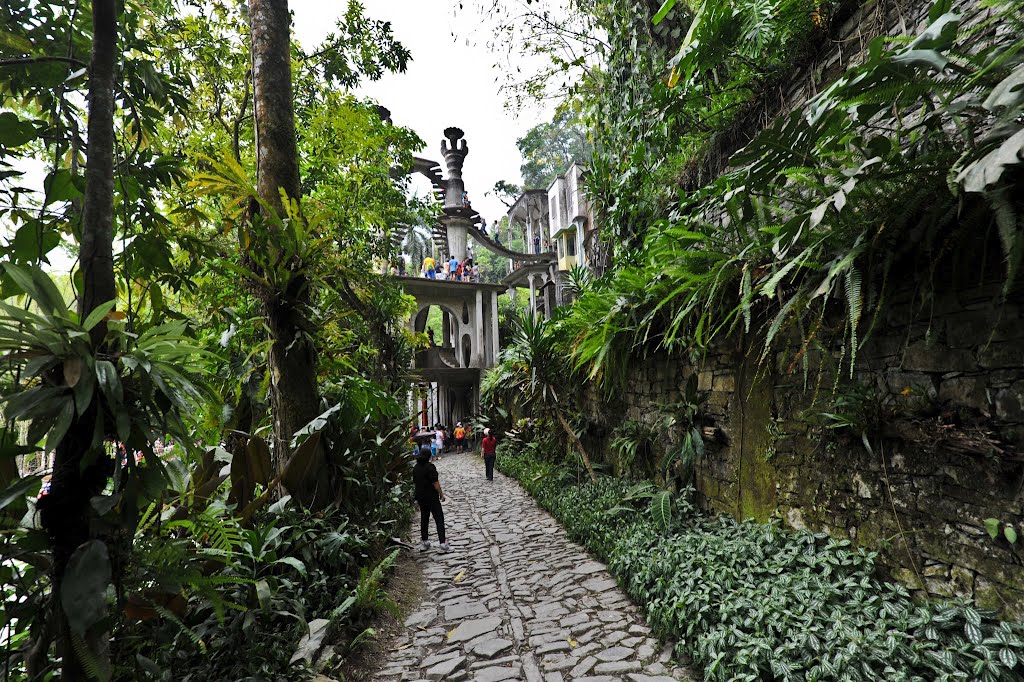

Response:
(376, 453), (691, 682)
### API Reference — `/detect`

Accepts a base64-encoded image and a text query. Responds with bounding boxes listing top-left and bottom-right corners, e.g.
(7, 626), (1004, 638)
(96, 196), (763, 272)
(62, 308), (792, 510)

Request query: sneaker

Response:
(439, 542), (451, 553)
(419, 540), (430, 551)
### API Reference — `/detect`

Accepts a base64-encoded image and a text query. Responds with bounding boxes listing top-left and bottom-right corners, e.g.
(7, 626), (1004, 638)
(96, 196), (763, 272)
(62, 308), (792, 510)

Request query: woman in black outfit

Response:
(413, 445), (449, 552)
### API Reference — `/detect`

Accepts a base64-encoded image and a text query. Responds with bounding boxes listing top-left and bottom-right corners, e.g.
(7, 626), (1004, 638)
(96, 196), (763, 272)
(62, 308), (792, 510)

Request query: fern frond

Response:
(845, 265), (863, 375)
(154, 603), (208, 654)
(70, 632), (110, 682)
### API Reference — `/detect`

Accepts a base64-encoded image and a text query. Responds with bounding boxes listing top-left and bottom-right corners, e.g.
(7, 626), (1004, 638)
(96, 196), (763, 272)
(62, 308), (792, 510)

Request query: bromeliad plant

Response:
(0, 263), (213, 678)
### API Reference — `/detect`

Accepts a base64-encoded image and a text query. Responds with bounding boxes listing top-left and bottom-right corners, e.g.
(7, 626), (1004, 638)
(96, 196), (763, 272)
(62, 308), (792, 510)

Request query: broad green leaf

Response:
(61, 540), (112, 638)
(0, 444), (41, 458)
(82, 300), (117, 331)
(45, 399), (75, 453)
(95, 360), (123, 406)
(0, 30), (33, 53)
(652, 0), (678, 25)
(0, 474), (42, 510)
(983, 66), (1024, 111)
(958, 128), (1024, 192)
(652, 490), (672, 532)
(0, 111), (38, 148)
(43, 168), (84, 203)
(984, 517), (1000, 539)
(274, 556), (307, 575)
(1004, 525), (1018, 544)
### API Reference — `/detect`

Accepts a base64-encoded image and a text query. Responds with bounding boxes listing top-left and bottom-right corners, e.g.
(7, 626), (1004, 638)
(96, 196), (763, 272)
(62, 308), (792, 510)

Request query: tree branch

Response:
(0, 55), (88, 69)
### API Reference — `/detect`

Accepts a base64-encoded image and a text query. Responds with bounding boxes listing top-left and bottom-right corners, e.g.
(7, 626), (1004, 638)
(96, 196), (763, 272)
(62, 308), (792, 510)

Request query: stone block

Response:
(994, 386), (1024, 421)
(902, 341), (977, 373)
(978, 342), (1024, 369)
(697, 370), (714, 391)
(712, 372), (736, 392)
(937, 375), (990, 410)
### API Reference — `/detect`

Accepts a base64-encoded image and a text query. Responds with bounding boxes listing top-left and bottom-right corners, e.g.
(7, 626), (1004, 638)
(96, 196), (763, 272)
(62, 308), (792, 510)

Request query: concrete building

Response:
(547, 163), (592, 273)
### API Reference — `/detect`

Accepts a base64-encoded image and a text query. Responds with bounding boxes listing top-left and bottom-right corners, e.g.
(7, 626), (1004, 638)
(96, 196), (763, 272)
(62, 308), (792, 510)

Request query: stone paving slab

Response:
(374, 454), (691, 682)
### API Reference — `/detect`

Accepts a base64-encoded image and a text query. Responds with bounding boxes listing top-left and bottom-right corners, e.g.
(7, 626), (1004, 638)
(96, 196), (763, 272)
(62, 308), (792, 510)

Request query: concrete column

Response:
(576, 225), (585, 267)
(551, 263), (562, 307)
(491, 290), (500, 365)
(528, 273), (537, 318)
(474, 288), (484, 368)
(446, 216), (470, 262)
(442, 310), (451, 348)
(453, 319), (462, 367)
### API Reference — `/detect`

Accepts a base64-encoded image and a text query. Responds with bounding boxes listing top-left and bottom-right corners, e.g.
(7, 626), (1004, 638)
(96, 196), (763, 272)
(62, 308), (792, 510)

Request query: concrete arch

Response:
(411, 302), (466, 368)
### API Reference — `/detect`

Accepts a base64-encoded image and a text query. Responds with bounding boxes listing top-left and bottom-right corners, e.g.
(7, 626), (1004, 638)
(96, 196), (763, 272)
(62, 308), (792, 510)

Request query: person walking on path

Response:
(533, 234), (540, 254)
(481, 428), (497, 481)
(413, 446), (449, 552)
(454, 422), (467, 453)
(434, 426), (444, 460)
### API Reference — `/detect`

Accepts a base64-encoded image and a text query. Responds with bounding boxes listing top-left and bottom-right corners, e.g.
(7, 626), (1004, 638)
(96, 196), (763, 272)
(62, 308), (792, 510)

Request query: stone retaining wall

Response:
(585, 272), (1024, 618)
(581, 0), (1024, 618)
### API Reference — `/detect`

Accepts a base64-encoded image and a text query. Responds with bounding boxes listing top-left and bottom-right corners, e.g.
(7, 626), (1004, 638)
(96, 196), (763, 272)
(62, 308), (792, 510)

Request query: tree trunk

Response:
(38, 0), (118, 678)
(556, 410), (597, 483)
(78, 0), (118, 340)
(249, 0), (300, 210)
(248, 0), (327, 506)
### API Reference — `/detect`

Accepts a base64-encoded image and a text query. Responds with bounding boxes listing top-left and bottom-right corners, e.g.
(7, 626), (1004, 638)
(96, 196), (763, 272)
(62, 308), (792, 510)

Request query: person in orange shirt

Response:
(454, 422), (467, 453)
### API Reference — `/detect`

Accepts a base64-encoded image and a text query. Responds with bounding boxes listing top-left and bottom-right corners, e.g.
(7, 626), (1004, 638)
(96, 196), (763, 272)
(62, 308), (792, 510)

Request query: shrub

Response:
(499, 448), (1024, 681)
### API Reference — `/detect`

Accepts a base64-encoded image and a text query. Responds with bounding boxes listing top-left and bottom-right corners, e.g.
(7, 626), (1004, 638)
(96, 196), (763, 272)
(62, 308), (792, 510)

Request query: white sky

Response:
(293, 0), (551, 226)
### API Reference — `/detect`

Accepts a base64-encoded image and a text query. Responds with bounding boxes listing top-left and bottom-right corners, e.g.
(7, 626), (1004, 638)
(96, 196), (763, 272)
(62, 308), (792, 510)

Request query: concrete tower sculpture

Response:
(440, 127), (471, 261)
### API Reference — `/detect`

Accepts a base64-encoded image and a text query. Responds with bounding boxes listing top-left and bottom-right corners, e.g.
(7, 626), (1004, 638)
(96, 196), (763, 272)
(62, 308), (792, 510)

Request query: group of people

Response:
(410, 421), (470, 459)
(422, 255), (482, 282)
(411, 425), (498, 553)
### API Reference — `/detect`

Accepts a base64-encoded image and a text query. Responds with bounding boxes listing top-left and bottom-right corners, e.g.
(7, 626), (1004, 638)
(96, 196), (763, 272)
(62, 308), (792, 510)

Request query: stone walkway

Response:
(375, 453), (691, 682)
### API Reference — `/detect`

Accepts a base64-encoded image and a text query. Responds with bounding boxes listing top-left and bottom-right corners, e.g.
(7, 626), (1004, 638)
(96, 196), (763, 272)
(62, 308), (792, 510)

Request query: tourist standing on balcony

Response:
(533, 234), (540, 254)
(449, 255), (459, 280)
(423, 255), (435, 279)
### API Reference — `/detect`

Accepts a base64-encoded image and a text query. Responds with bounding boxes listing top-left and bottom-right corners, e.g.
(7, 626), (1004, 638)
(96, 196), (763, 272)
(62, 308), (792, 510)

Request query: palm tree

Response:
(482, 313), (597, 482)
(401, 223), (433, 273)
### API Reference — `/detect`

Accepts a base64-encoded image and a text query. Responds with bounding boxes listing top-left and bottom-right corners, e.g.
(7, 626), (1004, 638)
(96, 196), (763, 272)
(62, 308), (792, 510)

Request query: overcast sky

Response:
(293, 0), (552, 226)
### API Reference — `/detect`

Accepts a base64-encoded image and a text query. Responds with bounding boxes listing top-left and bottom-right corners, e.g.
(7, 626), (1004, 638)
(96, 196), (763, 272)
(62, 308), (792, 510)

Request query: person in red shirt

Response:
(481, 428), (498, 481)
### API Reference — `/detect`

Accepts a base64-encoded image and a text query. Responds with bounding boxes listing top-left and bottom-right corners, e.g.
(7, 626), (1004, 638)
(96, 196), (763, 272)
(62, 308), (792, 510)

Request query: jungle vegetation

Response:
(1, 0), (427, 679)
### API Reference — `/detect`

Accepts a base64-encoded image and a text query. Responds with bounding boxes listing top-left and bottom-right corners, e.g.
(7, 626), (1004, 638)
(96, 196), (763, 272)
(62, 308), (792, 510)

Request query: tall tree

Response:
(517, 108), (592, 188)
(40, 0), (118, 677)
(247, 0), (326, 504)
